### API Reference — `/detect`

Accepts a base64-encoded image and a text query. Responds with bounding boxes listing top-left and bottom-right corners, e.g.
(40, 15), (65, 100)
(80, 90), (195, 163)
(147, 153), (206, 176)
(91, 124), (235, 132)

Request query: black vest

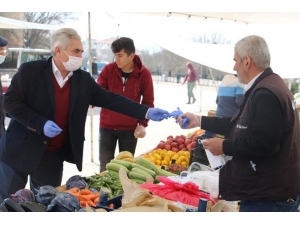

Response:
(219, 68), (300, 201)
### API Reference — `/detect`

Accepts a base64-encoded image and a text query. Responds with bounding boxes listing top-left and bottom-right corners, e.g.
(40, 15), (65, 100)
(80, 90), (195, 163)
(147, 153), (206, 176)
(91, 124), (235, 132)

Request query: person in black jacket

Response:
(0, 28), (169, 203)
(176, 35), (300, 212)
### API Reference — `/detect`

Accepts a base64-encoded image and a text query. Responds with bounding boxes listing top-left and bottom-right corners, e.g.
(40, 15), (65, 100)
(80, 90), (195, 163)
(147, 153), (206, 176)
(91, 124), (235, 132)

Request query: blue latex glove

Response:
(147, 108), (169, 121)
(43, 120), (62, 138)
(167, 107), (189, 129)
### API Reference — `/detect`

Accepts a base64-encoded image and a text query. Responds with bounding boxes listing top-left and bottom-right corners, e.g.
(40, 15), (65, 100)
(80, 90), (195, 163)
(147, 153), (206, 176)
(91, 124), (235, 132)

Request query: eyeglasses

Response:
(0, 49), (8, 54)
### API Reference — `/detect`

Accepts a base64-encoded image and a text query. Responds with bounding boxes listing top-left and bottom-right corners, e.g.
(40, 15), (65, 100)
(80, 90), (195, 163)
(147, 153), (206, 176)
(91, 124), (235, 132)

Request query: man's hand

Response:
(43, 120), (62, 138)
(202, 138), (224, 156)
(146, 108), (169, 121)
(176, 112), (200, 129)
(134, 125), (146, 138)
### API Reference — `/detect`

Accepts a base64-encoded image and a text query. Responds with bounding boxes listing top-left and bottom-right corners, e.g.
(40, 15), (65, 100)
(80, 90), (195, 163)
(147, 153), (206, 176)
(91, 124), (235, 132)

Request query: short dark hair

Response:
(111, 37), (135, 55)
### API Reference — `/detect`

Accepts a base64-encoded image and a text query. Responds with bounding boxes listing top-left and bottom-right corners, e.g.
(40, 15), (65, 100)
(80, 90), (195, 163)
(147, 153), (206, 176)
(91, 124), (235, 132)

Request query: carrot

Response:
(80, 189), (94, 195)
(94, 196), (99, 205)
(80, 201), (87, 208)
(65, 187), (79, 194)
(82, 193), (100, 200)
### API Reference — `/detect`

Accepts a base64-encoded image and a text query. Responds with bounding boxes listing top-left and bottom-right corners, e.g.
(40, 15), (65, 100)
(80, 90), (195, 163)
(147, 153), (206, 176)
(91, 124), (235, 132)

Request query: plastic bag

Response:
(140, 176), (217, 207)
(179, 162), (219, 199)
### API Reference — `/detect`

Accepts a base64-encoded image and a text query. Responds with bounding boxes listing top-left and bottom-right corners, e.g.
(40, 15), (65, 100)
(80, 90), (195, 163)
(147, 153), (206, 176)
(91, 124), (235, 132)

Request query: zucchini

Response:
(106, 162), (129, 174)
(108, 170), (120, 178)
(110, 159), (133, 170)
(130, 179), (146, 184)
(131, 167), (153, 178)
(136, 157), (159, 175)
(158, 168), (177, 177)
(128, 171), (151, 182)
(133, 163), (157, 177)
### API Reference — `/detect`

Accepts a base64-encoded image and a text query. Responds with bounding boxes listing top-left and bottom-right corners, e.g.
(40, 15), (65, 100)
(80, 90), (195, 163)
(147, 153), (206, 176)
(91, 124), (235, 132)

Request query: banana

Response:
(115, 151), (134, 160)
(121, 157), (134, 162)
(3, 198), (25, 212)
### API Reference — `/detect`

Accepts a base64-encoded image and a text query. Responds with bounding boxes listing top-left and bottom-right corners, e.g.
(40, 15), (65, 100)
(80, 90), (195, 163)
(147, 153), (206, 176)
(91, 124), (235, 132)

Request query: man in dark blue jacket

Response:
(0, 28), (169, 202)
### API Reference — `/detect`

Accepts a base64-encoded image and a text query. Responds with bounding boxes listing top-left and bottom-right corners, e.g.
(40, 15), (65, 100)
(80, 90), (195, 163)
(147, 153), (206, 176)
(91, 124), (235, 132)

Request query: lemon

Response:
(179, 155), (186, 161)
(176, 158), (182, 165)
(156, 159), (162, 166)
(153, 153), (162, 160)
(181, 161), (187, 167)
(183, 151), (190, 157)
(163, 156), (170, 162)
(161, 160), (168, 166)
(178, 151), (185, 156)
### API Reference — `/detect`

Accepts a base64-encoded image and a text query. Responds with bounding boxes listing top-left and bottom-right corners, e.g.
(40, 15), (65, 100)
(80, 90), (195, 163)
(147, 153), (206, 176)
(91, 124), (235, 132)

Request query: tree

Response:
(0, 12), (77, 49)
(23, 12), (77, 48)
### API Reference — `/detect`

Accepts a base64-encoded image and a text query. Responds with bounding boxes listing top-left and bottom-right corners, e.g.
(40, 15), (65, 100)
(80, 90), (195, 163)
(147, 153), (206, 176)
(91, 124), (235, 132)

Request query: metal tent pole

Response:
(87, 12), (94, 163)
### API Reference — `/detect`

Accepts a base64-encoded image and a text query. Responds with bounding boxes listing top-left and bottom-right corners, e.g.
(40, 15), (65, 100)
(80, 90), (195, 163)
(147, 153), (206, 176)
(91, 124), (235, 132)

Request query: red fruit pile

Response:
(155, 134), (197, 152)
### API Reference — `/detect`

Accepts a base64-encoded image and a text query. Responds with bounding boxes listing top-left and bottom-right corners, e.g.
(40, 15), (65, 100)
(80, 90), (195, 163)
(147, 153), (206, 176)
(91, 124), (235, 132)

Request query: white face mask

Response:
(0, 55), (5, 64)
(60, 50), (82, 71)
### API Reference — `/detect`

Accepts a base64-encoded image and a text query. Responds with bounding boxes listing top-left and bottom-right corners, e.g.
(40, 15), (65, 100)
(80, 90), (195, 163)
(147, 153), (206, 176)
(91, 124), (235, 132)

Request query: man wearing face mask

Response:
(0, 28), (169, 202)
(0, 36), (8, 140)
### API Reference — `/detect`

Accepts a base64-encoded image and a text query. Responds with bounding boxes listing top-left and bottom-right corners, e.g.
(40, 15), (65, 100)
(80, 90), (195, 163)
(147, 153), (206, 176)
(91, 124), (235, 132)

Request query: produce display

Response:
(140, 129), (205, 174)
(0, 129), (213, 212)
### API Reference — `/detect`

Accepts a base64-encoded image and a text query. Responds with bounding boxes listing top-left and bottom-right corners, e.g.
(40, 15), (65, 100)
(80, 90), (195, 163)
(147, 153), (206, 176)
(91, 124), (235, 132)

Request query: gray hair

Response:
(50, 28), (81, 55)
(235, 35), (270, 69)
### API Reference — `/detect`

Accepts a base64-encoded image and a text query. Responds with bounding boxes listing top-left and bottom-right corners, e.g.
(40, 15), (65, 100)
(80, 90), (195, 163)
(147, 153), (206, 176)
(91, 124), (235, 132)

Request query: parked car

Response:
(83, 61), (109, 80)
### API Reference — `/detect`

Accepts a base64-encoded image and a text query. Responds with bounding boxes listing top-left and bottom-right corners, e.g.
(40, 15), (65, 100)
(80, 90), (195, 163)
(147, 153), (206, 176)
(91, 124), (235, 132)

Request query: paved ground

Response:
(60, 81), (218, 184)
(21, 80), (218, 187)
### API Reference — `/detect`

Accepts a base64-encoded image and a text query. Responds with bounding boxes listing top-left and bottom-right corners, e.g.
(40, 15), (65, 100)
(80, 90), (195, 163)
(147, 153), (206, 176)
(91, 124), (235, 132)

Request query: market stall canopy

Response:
(0, 16), (61, 30)
(118, 12), (300, 79)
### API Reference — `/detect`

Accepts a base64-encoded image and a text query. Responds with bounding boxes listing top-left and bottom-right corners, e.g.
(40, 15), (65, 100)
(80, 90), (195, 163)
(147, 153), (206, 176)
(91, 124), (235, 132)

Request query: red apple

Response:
(179, 144), (185, 150)
(174, 135), (180, 141)
(171, 147), (179, 152)
(180, 135), (186, 140)
(190, 141), (197, 149)
(185, 138), (192, 146)
(157, 142), (165, 149)
(165, 140), (172, 145)
(181, 148), (187, 151)
(177, 138), (185, 145)
(187, 143), (192, 151)
(165, 144), (171, 150)
(167, 135), (174, 140)
(171, 142), (178, 148)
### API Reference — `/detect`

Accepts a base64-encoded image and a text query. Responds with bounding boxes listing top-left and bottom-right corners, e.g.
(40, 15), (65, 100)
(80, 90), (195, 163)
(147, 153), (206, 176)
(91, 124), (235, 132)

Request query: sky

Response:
(63, 12), (249, 52)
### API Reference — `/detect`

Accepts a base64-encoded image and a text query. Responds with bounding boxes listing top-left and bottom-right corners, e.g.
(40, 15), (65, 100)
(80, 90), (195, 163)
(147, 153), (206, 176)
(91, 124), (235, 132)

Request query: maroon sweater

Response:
(45, 77), (70, 153)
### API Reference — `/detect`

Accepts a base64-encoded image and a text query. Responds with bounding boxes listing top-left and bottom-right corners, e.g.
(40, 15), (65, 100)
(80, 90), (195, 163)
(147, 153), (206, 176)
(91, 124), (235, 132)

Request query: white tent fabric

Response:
(0, 16), (61, 30)
(117, 12), (300, 79)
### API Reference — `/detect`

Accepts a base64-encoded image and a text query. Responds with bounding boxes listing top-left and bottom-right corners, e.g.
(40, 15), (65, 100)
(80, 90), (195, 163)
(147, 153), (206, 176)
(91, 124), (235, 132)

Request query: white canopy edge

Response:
(0, 16), (61, 30)
(116, 12), (300, 79)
